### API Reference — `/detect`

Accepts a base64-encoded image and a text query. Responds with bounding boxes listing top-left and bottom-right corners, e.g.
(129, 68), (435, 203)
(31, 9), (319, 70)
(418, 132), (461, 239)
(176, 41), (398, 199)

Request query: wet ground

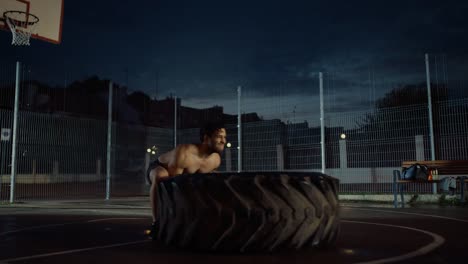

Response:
(1, 198), (467, 263)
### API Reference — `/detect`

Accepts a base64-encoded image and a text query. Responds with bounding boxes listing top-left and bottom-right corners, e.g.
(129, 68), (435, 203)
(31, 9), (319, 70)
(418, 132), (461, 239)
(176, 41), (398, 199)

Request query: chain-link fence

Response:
(1, 54), (468, 202)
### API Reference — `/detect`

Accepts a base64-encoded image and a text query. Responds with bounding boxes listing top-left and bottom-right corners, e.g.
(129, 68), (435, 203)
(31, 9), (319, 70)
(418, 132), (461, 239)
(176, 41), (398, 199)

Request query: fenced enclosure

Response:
(1, 53), (468, 202)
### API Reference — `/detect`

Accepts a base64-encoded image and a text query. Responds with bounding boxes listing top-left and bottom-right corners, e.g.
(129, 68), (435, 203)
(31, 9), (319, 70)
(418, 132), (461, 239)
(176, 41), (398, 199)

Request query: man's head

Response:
(200, 122), (227, 154)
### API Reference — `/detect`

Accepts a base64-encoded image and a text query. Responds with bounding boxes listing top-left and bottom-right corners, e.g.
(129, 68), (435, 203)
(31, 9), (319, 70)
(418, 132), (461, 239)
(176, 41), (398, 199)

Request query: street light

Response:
(147, 145), (158, 155)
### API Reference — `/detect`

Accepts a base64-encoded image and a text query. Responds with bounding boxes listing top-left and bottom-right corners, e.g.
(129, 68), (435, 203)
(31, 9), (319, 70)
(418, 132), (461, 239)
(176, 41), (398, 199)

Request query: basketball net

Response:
(4, 11), (39, 46)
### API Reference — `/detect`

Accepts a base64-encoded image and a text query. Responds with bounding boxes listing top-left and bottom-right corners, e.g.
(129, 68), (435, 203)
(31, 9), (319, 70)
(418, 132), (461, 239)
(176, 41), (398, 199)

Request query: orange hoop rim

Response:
(3, 10), (39, 27)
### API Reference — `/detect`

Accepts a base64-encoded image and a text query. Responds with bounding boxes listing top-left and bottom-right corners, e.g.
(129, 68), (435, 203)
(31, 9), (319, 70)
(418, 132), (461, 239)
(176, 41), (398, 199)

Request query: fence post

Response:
(225, 148), (232, 171)
(10, 61), (21, 203)
(32, 159), (36, 184)
(144, 152), (150, 184)
(237, 86), (242, 172)
(174, 96), (177, 148)
(53, 160), (59, 179)
(106, 81), (113, 200)
(319, 72), (325, 173)
(276, 144), (284, 171)
(0, 141), (6, 198)
(96, 159), (101, 178)
(339, 139), (348, 169)
(415, 135), (425, 161)
(425, 53), (437, 194)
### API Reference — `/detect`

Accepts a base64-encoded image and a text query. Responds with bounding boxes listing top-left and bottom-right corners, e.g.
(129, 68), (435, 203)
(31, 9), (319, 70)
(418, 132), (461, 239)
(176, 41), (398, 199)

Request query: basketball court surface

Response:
(1, 199), (467, 264)
(1, 1), (468, 263)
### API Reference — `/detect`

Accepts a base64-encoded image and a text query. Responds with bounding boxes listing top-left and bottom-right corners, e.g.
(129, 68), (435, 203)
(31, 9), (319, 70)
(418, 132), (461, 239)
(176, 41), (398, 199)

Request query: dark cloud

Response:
(1, 0), (468, 106)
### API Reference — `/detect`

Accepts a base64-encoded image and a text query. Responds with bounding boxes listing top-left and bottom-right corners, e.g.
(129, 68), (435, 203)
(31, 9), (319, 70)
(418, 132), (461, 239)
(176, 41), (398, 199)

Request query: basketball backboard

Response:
(0, 0), (63, 44)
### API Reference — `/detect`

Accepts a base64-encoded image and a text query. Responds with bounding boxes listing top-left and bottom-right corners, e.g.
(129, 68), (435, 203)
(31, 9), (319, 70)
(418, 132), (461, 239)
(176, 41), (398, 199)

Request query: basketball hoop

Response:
(3, 10), (39, 46)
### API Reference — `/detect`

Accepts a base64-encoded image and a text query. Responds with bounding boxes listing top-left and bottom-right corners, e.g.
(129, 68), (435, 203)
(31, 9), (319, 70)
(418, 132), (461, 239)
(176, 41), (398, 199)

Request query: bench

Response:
(393, 160), (468, 208)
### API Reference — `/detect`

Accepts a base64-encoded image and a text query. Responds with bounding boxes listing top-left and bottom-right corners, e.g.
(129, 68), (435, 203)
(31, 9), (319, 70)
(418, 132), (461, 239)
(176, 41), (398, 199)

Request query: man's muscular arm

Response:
(166, 145), (188, 176)
(207, 153), (222, 172)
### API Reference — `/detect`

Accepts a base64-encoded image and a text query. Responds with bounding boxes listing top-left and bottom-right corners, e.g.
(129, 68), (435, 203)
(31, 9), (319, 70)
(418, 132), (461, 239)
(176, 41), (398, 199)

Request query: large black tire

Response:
(156, 172), (339, 252)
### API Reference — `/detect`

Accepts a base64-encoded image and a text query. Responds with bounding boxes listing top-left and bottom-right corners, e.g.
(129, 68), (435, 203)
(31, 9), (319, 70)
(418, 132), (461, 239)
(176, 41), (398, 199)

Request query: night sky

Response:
(2, 0), (468, 116)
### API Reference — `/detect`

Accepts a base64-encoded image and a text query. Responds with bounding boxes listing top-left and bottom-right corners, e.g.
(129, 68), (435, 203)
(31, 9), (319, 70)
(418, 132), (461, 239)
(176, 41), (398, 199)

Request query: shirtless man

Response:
(146, 122), (227, 238)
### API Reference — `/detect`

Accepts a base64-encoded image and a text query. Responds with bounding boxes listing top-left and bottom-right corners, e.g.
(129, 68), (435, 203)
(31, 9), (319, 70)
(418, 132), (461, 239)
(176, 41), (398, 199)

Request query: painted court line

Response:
(0, 217), (149, 263)
(5, 220), (442, 263)
(343, 220), (445, 264)
(343, 206), (468, 223)
(86, 217), (146, 223)
(0, 222), (79, 237)
(0, 217), (146, 237)
(0, 213), (447, 263)
(1, 240), (150, 263)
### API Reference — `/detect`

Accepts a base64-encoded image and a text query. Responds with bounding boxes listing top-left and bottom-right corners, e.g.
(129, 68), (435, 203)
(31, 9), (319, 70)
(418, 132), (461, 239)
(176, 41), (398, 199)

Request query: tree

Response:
(351, 83), (450, 166)
(375, 83), (448, 108)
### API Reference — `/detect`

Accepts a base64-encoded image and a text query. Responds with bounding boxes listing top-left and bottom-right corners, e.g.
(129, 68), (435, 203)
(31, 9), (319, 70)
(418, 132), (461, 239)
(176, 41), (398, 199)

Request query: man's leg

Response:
(148, 166), (168, 238)
(149, 169), (159, 223)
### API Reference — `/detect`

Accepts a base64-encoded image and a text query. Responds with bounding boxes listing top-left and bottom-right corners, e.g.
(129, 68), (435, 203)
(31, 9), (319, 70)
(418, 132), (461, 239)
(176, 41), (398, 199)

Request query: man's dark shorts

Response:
(146, 159), (164, 185)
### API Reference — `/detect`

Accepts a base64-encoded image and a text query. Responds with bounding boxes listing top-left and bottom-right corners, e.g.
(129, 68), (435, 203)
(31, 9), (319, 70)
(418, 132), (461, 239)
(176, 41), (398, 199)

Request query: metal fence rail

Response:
(1, 110), (108, 200)
(1, 54), (468, 201)
(438, 98), (468, 160)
